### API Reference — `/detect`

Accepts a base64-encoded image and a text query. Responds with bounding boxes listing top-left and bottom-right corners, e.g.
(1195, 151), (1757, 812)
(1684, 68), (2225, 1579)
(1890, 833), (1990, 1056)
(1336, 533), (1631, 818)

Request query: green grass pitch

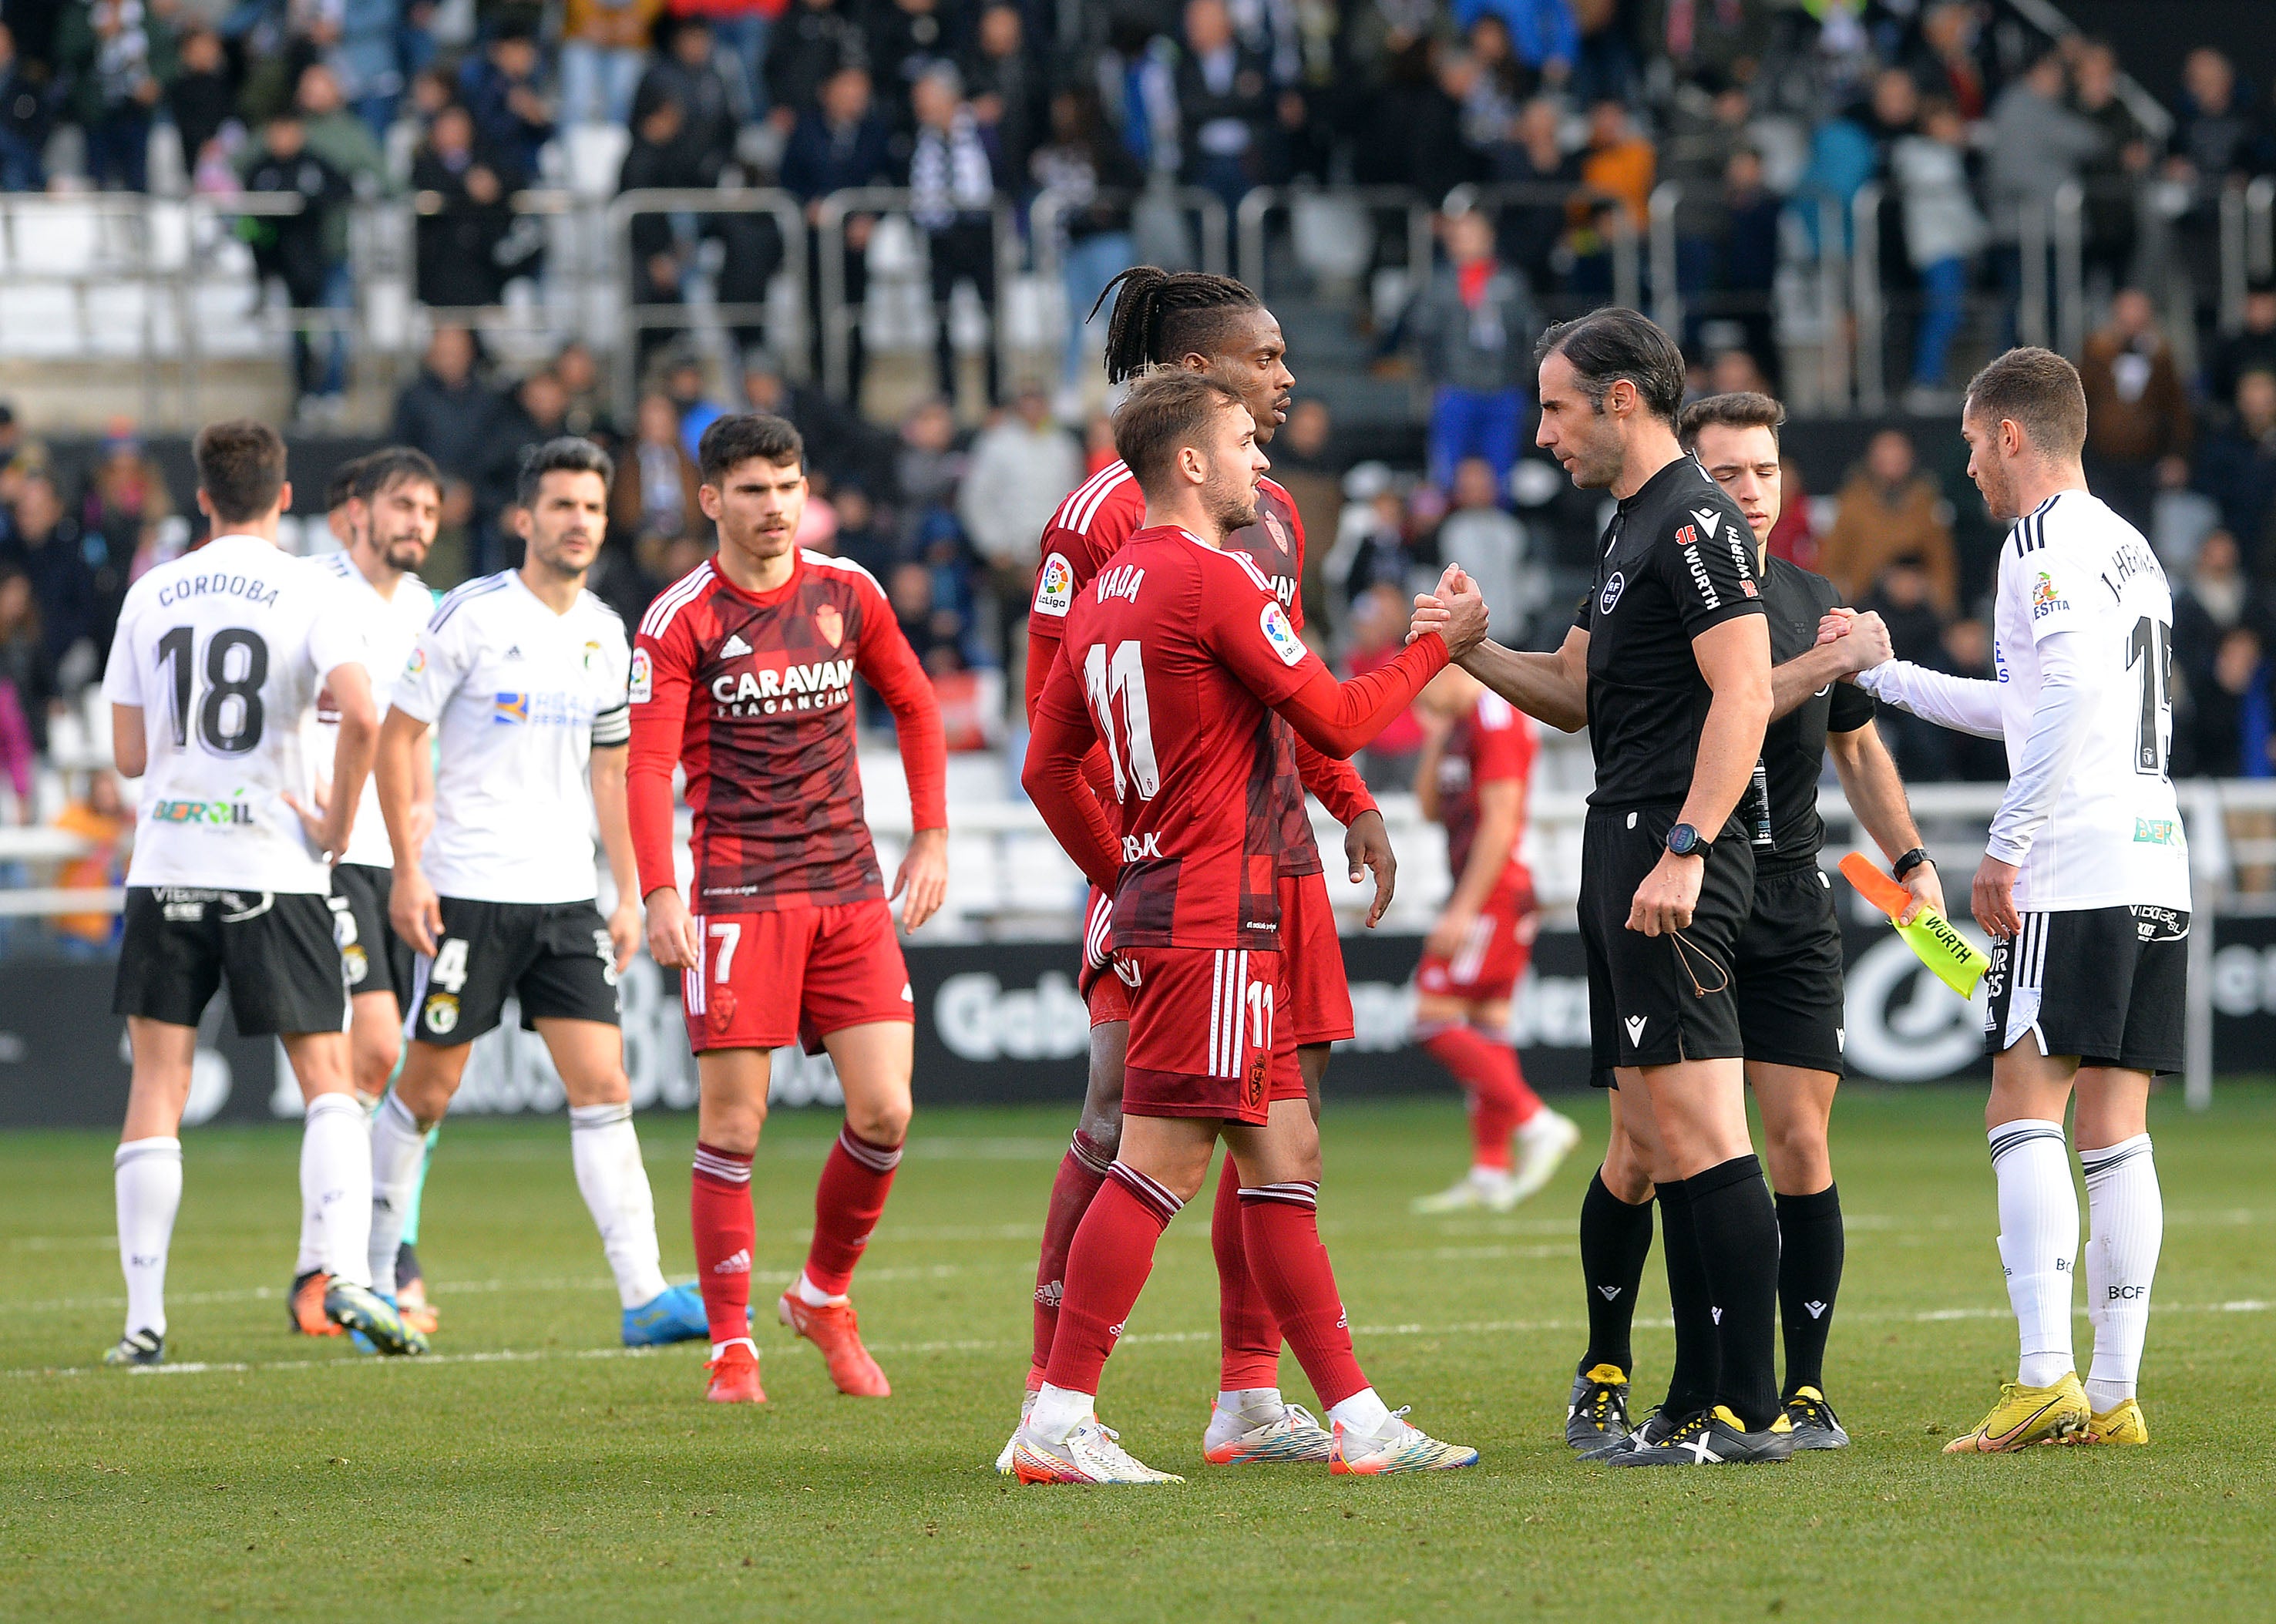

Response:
(5, 1084), (2272, 1622)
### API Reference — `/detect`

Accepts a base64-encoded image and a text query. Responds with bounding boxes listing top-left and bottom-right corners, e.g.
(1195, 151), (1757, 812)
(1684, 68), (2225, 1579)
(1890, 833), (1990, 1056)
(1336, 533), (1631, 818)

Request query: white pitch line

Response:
(8, 1300), (2267, 1384)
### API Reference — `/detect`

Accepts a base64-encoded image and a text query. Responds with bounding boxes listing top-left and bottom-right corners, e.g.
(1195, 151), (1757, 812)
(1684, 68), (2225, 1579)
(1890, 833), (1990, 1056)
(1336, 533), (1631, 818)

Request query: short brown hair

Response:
(1112, 368), (1249, 496)
(193, 419), (288, 524)
(1965, 347), (2087, 460)
(354, 446), (442, 506)
(1677, 391), (1785, 452)
(698, 412), (804, 485)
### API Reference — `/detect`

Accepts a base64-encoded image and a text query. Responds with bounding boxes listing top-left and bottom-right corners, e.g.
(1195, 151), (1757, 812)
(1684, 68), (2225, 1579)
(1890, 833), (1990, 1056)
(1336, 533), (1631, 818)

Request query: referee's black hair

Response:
(1094, 266), (1266, 386)
(516, 436), (614, 508)
(1535, 308), (1687, 425)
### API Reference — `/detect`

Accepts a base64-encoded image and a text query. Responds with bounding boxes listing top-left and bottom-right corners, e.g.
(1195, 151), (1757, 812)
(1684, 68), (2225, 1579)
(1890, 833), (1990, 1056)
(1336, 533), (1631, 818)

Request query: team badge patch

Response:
(1033, 551), (1075, 618)
(1262, 509), (1290, 556)
(1599, 570), (1626, 615)
(628, 646), (653, 704)
(1259, 601), (1307, 667)
(342, 945), (369, 985)
(815, 604), (844, 649)
(582, 638), (602, 671)
(423, 994), (459, 1035)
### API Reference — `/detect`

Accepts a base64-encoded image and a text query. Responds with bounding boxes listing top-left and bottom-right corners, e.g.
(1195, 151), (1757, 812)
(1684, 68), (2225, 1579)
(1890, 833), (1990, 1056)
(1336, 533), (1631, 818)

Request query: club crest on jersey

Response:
(1259, 601), (1306, 667)
(582, 639), (602, 670)
(1033, 551), (1075, 617)
(815, 604), (844, 649)
(628, 646), (653, 704)
(1262, 508), (1290, 556)
(2032, 571), (2068, 618)
(1599, 570), (1626, 614)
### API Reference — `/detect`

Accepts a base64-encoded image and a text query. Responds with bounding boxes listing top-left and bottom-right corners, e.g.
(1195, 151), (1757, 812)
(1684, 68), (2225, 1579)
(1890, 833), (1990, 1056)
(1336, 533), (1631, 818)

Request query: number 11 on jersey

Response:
(1083, 641), (1160, 802)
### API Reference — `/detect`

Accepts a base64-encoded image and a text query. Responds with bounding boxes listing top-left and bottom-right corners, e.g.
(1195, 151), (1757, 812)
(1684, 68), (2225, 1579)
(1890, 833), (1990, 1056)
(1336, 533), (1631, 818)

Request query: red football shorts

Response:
(1120, 945), (1300, 1125)
(1279, 869), (1354, 1045)
(681, 899), (912, 1054)
(1415, 879), (1540, 1003)
(1074, 885), (1130, 1026)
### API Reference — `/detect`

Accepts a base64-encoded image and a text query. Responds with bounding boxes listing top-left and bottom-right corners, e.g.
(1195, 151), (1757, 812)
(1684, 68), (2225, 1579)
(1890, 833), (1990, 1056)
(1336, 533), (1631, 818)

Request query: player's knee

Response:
(1076, 1102), (1123, 1157)
(355, 1032), (402, 1095)
(1762, 1118), (1831, 1193)
(1600, 1132), (1653, 1204)
(846, 1093), (911, 1148)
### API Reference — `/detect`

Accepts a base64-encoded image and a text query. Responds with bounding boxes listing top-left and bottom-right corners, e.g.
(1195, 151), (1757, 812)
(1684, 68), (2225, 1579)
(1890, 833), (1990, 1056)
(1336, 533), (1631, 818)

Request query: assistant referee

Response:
(1415, 310), (1785, 1465)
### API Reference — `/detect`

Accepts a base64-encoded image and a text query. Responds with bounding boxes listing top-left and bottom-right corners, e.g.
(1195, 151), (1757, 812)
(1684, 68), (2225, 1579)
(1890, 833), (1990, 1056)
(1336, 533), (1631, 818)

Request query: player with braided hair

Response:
(997, 267), (1402, 1473)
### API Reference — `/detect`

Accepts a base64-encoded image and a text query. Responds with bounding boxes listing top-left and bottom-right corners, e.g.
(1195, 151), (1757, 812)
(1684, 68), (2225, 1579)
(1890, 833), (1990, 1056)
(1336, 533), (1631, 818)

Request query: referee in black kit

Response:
(1413, 310), (1785, 1464)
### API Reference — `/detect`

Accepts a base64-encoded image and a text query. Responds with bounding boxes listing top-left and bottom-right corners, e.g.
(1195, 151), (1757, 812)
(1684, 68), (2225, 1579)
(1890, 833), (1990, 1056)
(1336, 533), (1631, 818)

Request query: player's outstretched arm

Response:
(1820, 610), (2004, 740)
(1827, 723), (1945, 926)
(1431, 625), (1590, 733)
(375, 707), (443, 954)
(1770, 636), (1866, 723)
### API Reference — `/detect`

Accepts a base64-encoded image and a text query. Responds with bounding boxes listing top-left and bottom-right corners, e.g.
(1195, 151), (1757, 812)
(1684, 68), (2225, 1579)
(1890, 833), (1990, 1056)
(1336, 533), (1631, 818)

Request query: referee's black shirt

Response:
(1742, 555), (1878, 873)
(1573, 454), (1766, 812)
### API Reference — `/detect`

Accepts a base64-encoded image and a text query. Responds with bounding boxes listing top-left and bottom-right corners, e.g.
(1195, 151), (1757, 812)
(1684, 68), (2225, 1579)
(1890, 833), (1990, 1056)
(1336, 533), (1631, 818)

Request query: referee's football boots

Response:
(1565, 1363), (1634, 1457)
(1782, 1386), (1851, 1450)
(1607, 1404), (1795, 1466)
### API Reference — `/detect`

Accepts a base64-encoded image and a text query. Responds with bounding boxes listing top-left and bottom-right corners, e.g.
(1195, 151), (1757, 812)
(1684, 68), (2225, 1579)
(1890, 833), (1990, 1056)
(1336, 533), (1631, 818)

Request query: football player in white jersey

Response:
(368, 438), (708, 1347)
(99, 420), (424, 1365)
(1821, 348), (2182, 1451)
(289, 449), (446, 1343)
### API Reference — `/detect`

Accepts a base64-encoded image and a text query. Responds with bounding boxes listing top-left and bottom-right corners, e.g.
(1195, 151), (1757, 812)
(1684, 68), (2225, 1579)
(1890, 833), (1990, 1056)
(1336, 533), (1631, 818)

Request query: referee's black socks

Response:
(1776, 1183), (1844, 1400)
(1578, 1169), (1654, 1375)
(1655, 1177), (1720, 1418)
(1687, 1154), (1782, 1431)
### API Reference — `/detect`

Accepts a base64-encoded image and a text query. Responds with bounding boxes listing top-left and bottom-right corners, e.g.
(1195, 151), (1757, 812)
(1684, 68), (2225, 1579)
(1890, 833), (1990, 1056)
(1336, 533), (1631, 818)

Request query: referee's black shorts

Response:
(1580, 804), (1752, 1087)
(1732, 860), (1847, 1077)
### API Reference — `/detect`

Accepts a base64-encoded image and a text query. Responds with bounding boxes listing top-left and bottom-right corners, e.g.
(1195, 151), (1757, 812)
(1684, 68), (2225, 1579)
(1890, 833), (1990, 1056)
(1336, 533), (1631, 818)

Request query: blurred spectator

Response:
(1341, 581), (1427, 789)
(866, 0), (961, 127)
(1031, 85), (1142, 402)
(2208, 281), (2276, 412)
(958, 385), (1080, 651)
(2079, 288), (2191, 534)
(1765, 451), (1817, 571)
(743, 361), (897, 496)
(1434, 456), (1533, 644)
(830, 484), (895, 583)
(392, 327), (506, 498)
(2, 474), (98, 678)
(560, 0), (667, 127)
(2192, 370), (2276, 573)
(1336, 474), (1423, 611)
(2170, 49), (2264, 327)
(553, 341), (618, 442)
(1578, 97), (1652, 230)
(1177, 0), (1273, 217)
(909, 64), (1000, 408)
(1407, 209), (1539, 490)
(486, 371), (572, 523)
(458, 21), (556, 180)
(1819, 429), (1958, 617)
(781, 63), (895, 406)
(1455, 15), (1529, 150)
(634, 15), (742, 182)
(52, 770), (129, 947)
(0, 567), (54, 754)
(1861, 558), (1952, 781)
(163, 25), (227, 183)
(615, 393), (704, 545)
(1935, 617), (2010, 780)
(621, 89), (695, 375)
(1272, 398), (1343, 620)
(410, 103), (526, 308)
(963, 3), (1038, 190)
(2172, 530), (2267, 700)
(1490, 98), (1580, 295)
(894, 396), (964, 524)
(1906, 1), (1988, 121)
(2070, 37), (2154, 294)
(889, 558), (973, 673)
(662, 354), (725, 459)
(2187, 626), (2274, 779)
(335, 0), (411, 137)
(1662, 78), (1753, 284)
(1467, 0), (1574, 87)
(765, 0), (867, 134)
(81, 429), (169, 613)
(1890, 97), (1985, 409)
(240, 113), (357, 419)
(0, 23), (50, 193)
(58, 0), (177, 192)
(1985, 52), (2102, 345)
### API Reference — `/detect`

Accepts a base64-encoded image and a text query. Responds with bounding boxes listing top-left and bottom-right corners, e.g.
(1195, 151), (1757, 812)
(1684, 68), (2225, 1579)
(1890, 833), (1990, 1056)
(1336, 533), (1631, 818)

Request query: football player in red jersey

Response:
(1008, 369), (1491, 1483)
(1409, 666), (1581, 1212)
(627, 414), (949, 1405)
(1005, 267), (1401, 1471)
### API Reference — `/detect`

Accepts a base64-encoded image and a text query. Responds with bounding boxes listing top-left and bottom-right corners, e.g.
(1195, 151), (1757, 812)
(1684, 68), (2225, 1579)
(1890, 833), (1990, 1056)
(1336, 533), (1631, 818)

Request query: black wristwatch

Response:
(1891, 846), (1935, 882)
(1666, 823), (1713, 860)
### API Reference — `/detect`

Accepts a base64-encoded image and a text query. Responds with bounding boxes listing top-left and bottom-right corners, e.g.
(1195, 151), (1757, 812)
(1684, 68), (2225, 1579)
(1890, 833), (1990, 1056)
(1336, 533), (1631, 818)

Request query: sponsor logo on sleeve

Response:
(404, 645), (427, 678)
(1259, 601), (1308, 666)
(628, 645), (653, 704)
(1032, 552), (1075, 618)
(2031, 571), (2069, 619)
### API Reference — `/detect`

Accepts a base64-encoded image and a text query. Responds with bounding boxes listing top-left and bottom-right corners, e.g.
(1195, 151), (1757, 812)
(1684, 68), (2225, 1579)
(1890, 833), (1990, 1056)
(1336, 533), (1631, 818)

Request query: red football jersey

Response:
(1435, 689), (1536, 893)
(1033, 525), (1330, 951)
(627, 550), (946, 913)
(1026, 461), (1370, 873)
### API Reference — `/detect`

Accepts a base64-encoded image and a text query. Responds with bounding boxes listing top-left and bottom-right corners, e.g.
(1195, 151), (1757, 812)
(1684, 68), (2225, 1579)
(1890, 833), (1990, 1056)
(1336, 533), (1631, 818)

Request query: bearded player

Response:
(1002, 267), (1398, 1471)
(1014, 368), (1484, 1482)
(630, 412), (948, 1405)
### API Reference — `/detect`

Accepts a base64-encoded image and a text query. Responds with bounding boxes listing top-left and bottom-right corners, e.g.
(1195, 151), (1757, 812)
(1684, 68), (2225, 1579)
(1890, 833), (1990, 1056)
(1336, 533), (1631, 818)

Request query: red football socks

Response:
(1420, 1024), (1541, 1171)
(1238, 1182), (1367, 1412)
(1042, 1164), (1182, 1397)
(803, 1123), (903, 1298)
(1030, 1128), (1114, 1384)
(1212, 1155), (1284, 1390)
(690, 1141), (755, 1346)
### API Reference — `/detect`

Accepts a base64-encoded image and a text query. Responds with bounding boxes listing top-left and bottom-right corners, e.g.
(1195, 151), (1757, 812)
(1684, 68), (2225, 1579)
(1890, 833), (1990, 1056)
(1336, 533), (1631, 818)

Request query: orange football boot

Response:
(289, 1270), (341, 1337)
(705, 1338), (766, 1404)
(778, 1293), (891, 1397)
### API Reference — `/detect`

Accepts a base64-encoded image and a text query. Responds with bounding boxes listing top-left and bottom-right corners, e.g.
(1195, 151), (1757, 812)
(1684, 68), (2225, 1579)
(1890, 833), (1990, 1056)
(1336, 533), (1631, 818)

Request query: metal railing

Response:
(812, 186), (1016, 403)
(1469, 179), (1643, 315)
(2219, 175), (2276, 335)
(1030, 184), (1229, 291)
(1233, 182), (1430, 297)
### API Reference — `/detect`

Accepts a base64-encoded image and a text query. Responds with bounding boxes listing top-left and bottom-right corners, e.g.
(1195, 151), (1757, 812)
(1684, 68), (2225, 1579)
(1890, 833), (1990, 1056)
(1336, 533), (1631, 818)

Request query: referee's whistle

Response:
(1838, 852), (1990, 1000)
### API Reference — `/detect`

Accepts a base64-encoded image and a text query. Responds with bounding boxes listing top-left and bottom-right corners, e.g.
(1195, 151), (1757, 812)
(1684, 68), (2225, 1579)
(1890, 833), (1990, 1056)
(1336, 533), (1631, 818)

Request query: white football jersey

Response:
(390, 570), (630, 905)
(102, 533), (366, 894)
(304, 552), (436, 870)
(1987, 490), (2189, 912)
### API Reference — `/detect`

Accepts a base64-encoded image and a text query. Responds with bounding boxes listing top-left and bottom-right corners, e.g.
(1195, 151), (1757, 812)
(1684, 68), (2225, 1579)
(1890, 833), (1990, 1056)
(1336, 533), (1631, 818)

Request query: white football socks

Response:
(793, 1270), (846, 1308)
(114, 1137), (182, 1339)
(1989, 1119), (2077, 1390)
(569, 1103), (670, 1311)
(1327, 1387), (1394, 1438)
(1203, 1387), (1290, 1447)
(2081, 1134), (2161, 1413)
(301, 1094), (373, 1289)
(1030, 1381), (1094, 1444)
(367, 1091), (429, 1297)
(293, 1160), (326, 1278)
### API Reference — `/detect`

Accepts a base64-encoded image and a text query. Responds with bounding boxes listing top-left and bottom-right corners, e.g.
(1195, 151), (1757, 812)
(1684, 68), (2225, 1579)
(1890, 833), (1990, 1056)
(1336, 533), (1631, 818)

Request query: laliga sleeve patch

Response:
(1033, 552), (1075, 618)
(404, 644), (428, 678)
(1259, 601), (1308, 667)
(628, 645), (654, 703)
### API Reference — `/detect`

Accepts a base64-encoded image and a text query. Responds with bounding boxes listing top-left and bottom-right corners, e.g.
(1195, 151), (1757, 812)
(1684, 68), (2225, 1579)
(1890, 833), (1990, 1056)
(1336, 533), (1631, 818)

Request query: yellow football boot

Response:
(1942, 1373), (2090, 1453)
(2083, 1399), (2149, 1445)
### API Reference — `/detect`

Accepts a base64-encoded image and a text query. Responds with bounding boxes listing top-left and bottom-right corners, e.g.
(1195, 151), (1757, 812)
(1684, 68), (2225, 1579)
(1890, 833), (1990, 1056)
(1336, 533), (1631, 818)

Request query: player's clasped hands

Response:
(1408, 565), (1492, 659)
(1814, 607), (1894, 675)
